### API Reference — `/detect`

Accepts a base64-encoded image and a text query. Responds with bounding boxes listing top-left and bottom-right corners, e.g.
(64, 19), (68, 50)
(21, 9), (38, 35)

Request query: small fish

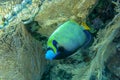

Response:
(45, 20), (93, 60)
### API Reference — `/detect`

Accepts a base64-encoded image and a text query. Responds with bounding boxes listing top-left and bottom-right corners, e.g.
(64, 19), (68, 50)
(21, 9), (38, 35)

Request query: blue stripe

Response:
(82, 30), (93, 48)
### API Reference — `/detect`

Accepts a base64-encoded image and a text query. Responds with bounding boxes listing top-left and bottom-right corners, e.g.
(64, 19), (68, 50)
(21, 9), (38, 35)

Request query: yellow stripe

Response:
(81, 22), (90, 30)
(47, 39), (57, 54)
(69, 20), (90, 30)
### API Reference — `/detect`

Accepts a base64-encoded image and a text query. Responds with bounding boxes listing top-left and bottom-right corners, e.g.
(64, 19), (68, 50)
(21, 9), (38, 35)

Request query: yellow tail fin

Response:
(81, 22), (90, 30)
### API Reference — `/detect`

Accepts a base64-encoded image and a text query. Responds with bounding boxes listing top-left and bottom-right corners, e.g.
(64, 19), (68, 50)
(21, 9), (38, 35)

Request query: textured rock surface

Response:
(0, 23), (46, 80)
(35, 0), (98, 37)
(0, 0), (120, 80)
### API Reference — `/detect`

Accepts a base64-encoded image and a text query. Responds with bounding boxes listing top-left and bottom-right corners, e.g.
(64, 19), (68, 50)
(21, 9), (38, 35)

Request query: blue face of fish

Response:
(45, 50), (56, 60)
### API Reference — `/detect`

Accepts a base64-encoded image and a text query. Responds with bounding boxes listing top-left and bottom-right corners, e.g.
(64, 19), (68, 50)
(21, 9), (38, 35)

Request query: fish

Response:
(45, 20), (93, 60)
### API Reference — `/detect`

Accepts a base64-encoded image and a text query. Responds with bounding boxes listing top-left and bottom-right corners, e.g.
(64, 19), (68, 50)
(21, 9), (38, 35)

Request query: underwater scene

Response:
(0, 0), (120, 80)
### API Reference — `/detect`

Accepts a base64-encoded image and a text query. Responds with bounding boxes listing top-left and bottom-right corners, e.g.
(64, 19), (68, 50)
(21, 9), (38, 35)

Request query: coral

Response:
(0, 0), (120, 80)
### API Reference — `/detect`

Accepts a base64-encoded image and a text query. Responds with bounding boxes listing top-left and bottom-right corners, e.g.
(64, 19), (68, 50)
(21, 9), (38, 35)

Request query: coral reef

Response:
(0, 0), (120, 80)
(40, 0), (120, 80)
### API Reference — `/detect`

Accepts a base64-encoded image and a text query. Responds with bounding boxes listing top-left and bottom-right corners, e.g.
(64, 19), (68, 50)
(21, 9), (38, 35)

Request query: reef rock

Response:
(0, 0), (120, 80)
(35, 0), (98, 37)
(0, 23), (46, 80)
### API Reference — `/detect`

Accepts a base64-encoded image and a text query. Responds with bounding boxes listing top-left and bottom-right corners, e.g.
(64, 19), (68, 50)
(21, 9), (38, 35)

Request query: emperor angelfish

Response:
(45, 20), (92, 60)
